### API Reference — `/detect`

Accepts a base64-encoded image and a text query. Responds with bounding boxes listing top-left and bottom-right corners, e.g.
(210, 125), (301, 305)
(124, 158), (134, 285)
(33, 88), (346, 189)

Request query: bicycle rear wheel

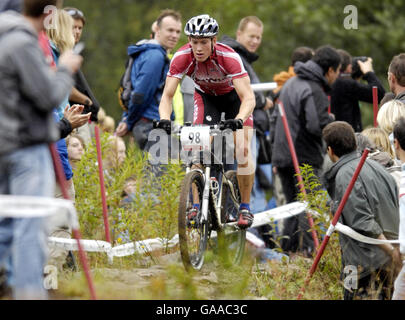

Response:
(217, 170), (246, 266)
(178, 170), (208, 271)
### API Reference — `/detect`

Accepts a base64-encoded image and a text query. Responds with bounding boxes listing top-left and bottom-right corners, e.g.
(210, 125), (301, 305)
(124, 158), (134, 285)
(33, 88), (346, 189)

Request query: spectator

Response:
(114, 175), (159, 243)
(380, 92), (396, 108)
(323, 121), (400, 300)
(271, 45), (340, 255)
(47, 9), (89, 200)
(46, 9), (90, 271)
(271, 46), (314, 102)
(0, 0), (81, 299)
(330, 49), (385, 132)
(269, 46), (314, 222)
(0, 0), (22, 12)
(356, 132), (401, 191)
(150, 21), (158, 39)
(38, 28), (89, 139)
(120, 177), (138, 207)
(362, 127), (395, 159)
(392, 117), (405, 300)
(115, 9), (182, 151)
(66, 134), (85, 170)
(103, 136), (126, 173)
(388, 53), (405, 104)
(377, 100), (405, 137)
(100, 116), (116, 134)
(221, 16), (274, 246)
(64, 7), (101, 145)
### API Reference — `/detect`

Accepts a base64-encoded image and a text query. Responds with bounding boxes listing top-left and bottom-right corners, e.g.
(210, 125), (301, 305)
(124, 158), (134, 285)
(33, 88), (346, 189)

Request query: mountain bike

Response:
(176, 122), (246, 271)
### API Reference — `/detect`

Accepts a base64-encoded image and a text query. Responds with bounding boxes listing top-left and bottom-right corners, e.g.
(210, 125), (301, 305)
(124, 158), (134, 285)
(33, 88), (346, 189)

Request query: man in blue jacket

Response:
(116, 9), (182, 151)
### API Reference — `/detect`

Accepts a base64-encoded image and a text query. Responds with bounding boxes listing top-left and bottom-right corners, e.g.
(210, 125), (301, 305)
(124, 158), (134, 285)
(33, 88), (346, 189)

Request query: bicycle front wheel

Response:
(218, 170), (246, 266)
(178, 170), (208, 271)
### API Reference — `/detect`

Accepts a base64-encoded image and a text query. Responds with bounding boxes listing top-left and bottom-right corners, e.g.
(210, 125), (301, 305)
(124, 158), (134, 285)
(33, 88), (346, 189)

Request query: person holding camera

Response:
(330, 49), (385, 132)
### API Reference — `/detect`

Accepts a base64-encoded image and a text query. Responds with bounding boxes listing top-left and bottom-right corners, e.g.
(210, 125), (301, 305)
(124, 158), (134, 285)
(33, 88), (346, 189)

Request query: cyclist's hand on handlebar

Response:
(223, 118), (244, 131)
(154, 119), (171, 135)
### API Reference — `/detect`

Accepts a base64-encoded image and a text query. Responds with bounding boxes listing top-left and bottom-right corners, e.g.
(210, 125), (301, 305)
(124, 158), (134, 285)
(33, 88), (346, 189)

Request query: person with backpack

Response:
(115, 9), (182, 151)
(220, 16), (274, 245)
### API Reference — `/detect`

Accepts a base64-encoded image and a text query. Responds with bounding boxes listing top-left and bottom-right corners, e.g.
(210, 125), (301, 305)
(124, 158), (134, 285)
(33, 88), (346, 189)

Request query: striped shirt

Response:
(167, 43), (248, 96)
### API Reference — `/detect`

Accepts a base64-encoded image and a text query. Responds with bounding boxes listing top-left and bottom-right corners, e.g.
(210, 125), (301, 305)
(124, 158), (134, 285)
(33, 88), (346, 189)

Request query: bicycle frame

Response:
(177, 122), (246, 270)
(178, 122), (241, 231)
(184, 159), (239, 232)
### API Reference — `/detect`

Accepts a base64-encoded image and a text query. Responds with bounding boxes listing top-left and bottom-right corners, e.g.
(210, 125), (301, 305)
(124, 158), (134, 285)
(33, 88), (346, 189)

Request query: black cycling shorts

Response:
(193, 89), (253, 127)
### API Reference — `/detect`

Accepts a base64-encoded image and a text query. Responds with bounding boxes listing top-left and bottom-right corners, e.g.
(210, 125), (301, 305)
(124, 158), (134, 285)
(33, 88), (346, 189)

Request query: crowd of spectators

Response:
(1, 0), (405, 301)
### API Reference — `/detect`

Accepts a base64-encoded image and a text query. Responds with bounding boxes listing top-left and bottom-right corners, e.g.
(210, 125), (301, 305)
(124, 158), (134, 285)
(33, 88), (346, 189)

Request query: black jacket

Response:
(220, 36), (269, 133)
(69, 69), (100, 122)
(271, 60), (333, 168)
(395, 91), (405, 104)
(330, 72), (385, 132)
(57, 118), (73, 139)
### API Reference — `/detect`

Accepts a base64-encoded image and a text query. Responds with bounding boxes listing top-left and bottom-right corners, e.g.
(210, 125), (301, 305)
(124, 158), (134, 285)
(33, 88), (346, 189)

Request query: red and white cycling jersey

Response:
(167, 43), (248, 96)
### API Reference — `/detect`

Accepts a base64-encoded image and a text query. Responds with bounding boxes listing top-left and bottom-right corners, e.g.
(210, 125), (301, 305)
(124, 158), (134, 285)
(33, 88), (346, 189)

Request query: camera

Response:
(351, 56), (368, 79)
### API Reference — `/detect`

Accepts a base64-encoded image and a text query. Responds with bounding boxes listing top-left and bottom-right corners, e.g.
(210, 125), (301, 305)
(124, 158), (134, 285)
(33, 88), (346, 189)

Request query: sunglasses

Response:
(66, 9), (84, 18)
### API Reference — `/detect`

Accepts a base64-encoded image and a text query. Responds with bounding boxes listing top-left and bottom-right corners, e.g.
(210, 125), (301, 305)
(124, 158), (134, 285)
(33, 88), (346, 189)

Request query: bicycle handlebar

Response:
(153, 120), (236, 135)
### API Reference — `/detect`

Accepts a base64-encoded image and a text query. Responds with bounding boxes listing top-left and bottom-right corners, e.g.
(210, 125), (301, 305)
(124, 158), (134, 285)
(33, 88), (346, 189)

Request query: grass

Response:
(53, 133), (343, 300)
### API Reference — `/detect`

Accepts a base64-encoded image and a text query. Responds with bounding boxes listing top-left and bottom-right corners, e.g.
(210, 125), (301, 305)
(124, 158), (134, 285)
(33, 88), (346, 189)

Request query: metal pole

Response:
(49, 143), (97, 300)
(373, 86), (379, 127)
(278, 102), (319, 249)
(94, 125), (111, 243)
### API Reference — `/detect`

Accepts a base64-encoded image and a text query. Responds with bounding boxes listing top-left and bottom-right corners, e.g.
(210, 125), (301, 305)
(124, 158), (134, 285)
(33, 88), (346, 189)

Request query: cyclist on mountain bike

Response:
(158, 14), (256, 229)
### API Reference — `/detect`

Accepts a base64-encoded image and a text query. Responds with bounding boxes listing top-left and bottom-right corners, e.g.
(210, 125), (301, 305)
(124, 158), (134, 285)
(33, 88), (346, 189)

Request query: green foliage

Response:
(294, 164), (342, 299)
(72, 132), (184, 249)
(63, 0), (404, 128)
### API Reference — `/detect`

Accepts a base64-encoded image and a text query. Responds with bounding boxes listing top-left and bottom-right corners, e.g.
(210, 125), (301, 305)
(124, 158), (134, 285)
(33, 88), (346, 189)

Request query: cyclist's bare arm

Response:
(232, 76), (255, 123)
(159, 76), (181, 120)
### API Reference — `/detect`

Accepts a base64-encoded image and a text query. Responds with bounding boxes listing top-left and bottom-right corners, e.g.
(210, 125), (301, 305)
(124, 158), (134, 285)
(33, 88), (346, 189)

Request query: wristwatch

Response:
(84, 99), (91, 107)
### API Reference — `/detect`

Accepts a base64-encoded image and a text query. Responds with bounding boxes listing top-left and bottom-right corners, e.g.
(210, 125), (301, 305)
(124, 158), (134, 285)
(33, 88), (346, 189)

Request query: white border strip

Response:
(251, 82), (277, 92)
(2, 196), (399, 260)
(0, 195), (79, 229)
(335, 223), (399, 244)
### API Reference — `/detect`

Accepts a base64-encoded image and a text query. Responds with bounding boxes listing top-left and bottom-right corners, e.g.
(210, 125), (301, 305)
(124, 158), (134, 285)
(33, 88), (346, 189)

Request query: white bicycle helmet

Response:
(184, 14), (219, 37)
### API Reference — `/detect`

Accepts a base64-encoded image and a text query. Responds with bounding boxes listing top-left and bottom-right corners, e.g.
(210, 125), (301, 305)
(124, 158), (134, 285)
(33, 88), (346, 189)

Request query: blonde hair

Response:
(238, 16), (263, 31)
(101, 116), (116, 134)
(377, 100), (405, 136)
(66, 133), (85, 150)
(97, 108), (107, 124)
(46, 9), (75, 53)
(103, 136), (126, 170)
(362, 127), (395, 158)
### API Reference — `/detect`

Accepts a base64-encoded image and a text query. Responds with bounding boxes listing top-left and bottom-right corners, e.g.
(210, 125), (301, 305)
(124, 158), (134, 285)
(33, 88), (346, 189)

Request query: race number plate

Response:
(180, 126), (211, 151)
